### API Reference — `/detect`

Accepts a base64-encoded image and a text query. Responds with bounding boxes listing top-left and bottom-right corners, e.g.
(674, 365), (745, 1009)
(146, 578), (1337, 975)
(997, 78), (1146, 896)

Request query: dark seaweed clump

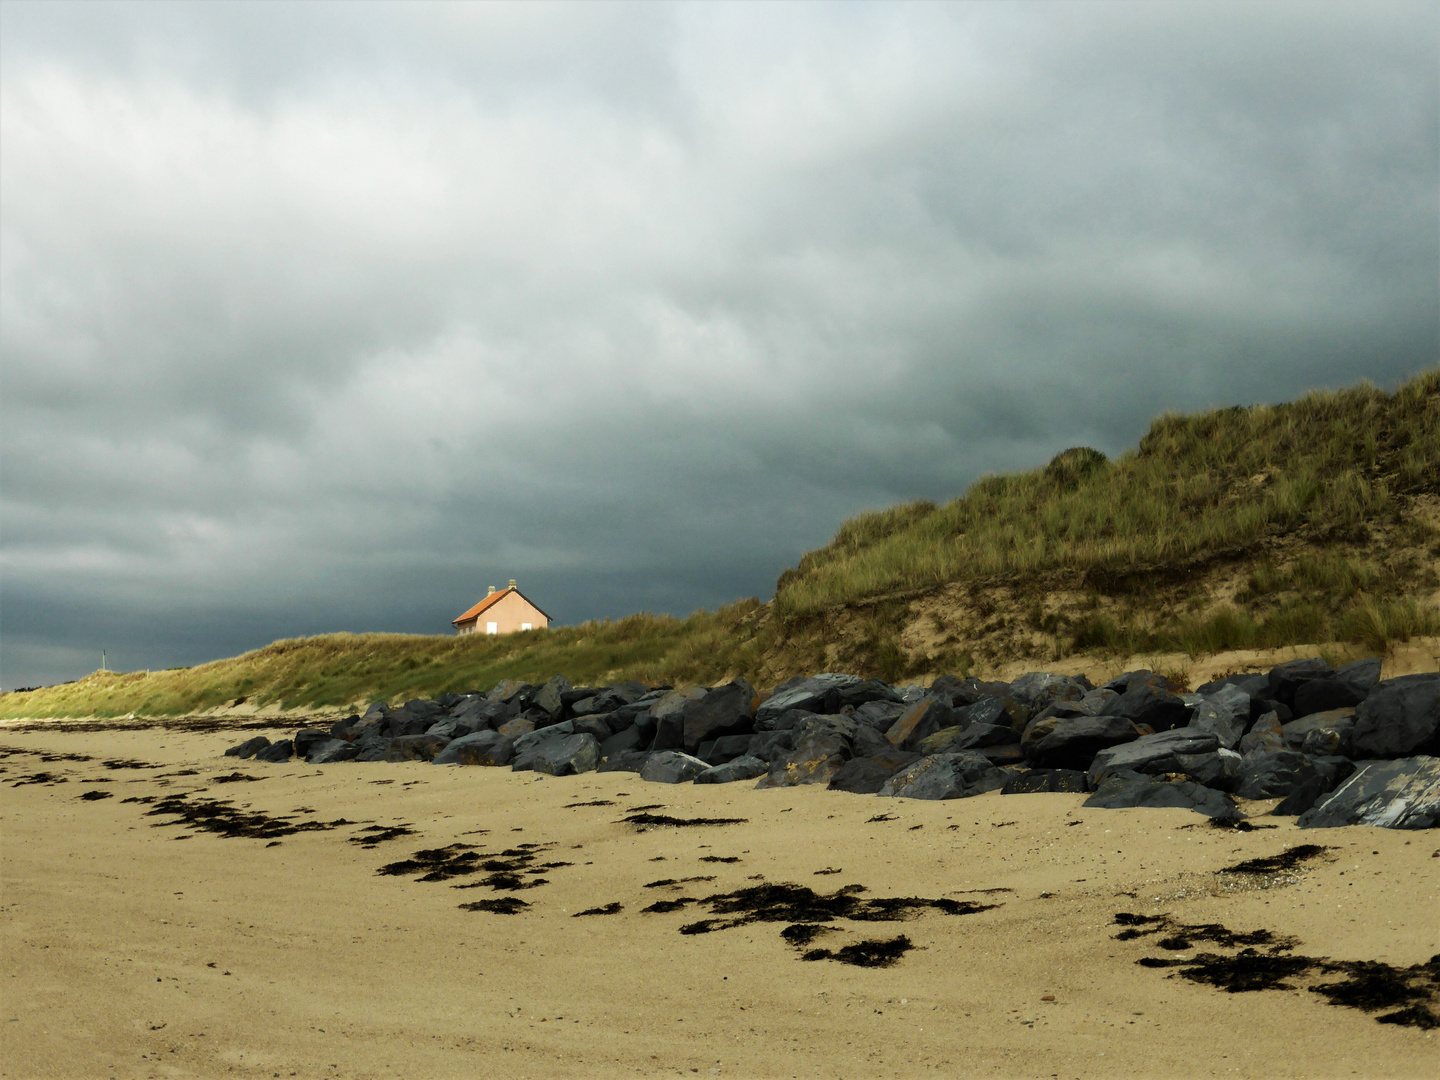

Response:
(143, 793), (348, 840)
(212, 772), (265, 784)
(348, 824), (418, 848)
(1114, 912), (1440, 1029)
(563, 799), (615, 808)
(803, 935), (913, 968)
(1219, 844), (1330, 875)
(12, 771), (67, 786)
(573, 903), (624, 917)
(459, 897), (529, 914)
(78, 789), (113, 801)
(621, 812), (748, 828)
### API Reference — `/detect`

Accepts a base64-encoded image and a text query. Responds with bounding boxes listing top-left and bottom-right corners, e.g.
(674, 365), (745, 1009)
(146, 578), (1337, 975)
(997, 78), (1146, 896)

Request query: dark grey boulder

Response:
(1001, 769), (1088, 795)
(433, 730), (515, 766)
(681, 680), (755, 753)
(1100, 672), (1189, 732)
(648, 686), (706, 751)
(1027, 715), (1145, 770)
(572, 715), (615, 742)
(1271, 775), (1334, 817)
(254, 739), (294, 763)
(329, 715), (363, 741)
(486, 679), (534, 706)
(307, 738), (359, 764)
(640, 750), (710, 784)
(750, 729), (798, 764)
(1336, 656), (1383, 691)
(1292, 678), (1367, 718)
(1173, 749), (1243, 791)
(852, 700), (907, 730)
(878, 752), (1004, 800)
(533, 675), (573, 721)
(956, 696), (1015, 731)
(756, 733), (852, 788)
(1008, 672), (1091, 713)
(293, 728), (330, 759)
(598, 750), (651, 774)
(1239, 711), (1284, 757)
(1350, 674), (1440, 758)
(496, 715), (536, 741)
(1236, 750), (1329, 800)
(1266, 657), (1334, 709)
(699, 733), (756, 765)
(361, 701), (389, 723)
(1187, 684), (1251, 750)
(599, 724), (646, 762)
(694, 756), (769, 785)
(386, 733), (451, 763)
(916, 726), (965, 755)
(977, 743), (1027, 767)
(511, 722), (575, 771)
(1298, 756), (1440, 830)
(1083, 770), (1239, 820)
(834, 678), (905, 711)
(1195, 672), (1269, 698)
(533, 733), (602, 777)
(884, 696), (954, 751)
(1282, 708), (1356, 758)
(755, 673), (864, 726)
(826, 753), (920, 795)
(224, 736), (271, 759)
(1087, 729), (1221, 788)
(353, 736), (391, 762)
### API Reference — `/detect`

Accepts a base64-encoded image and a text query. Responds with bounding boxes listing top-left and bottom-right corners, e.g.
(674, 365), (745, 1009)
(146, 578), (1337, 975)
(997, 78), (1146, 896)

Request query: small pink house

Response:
(453, 580), (551, 636)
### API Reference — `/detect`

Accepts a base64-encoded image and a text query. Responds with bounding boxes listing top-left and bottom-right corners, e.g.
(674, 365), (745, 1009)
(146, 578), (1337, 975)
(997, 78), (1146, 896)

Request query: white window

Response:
(486, 622), (498, 635)
(521, 622), (532, 631)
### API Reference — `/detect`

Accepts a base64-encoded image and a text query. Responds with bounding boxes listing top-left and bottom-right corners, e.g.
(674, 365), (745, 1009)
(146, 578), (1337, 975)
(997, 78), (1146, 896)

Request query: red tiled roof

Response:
(452, 587), (552, 625)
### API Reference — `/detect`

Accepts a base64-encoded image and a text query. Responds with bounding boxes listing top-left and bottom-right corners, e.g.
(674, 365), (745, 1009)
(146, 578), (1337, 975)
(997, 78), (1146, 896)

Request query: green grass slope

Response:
(4, 370), (1436, 718)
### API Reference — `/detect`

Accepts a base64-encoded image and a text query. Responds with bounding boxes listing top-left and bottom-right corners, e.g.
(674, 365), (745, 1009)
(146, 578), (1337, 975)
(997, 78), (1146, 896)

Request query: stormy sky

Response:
(1, 1), (1436, 689)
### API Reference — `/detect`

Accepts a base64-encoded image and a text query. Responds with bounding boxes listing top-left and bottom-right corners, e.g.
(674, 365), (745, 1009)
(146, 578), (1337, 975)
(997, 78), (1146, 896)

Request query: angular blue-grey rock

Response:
(597, 750), (650, 774)
(826, 752), (921, 794)
(1027, 715), (1145, 770)
(852, 699), (907, 731)
(833, 678), (905, 711)
(254, 739), (294, 763)
(329, 715), (363, 741)
(878, 752), (1004, 800)
(1282, 708), (1356, 758)
(956, 696), (1012, 731)
(386, 733), (451, 763)
(1001, 768), (1089, 794)
(640, 750), (710, 784)
(952, 723), (1020, 751)
(1195, 672), (1268, 698)
(433, 730), (515, 766)
(1292, 678), (1368, 719)
(1100, 673), (1189, 732)
(755, 733), (852, 788)
(572, 715), (615, 742)
(700, 733), (756, 765)
(1298, 756), (1440, 829)
(1350, 674), (1440, 758)
(511, 721), (575, 771)
(1266, 657), (1334, 709)
(224, 736), (271, 759)
(1083, 770), (1240, 820)
(648, 686), (707, 751)
(681, 680), (755, 753)
(1008, 672), (1092, 713)
(1239, 711), (1284, 757)
(755, 673), (865, 727)
(307, 738), (359, 764)
(533, 675), (572, 721)
(978, 743), (1027, 767)
(694, 756), (769, 785)
(750, 729), (798, 764)
(1087, 729), (1222, 788)
(1187, 683), (1251, 750)
(533, 733), (601, 777)
(885, 696), (954, 751)
(293, 728), (329, 759)
(486, 679), (534, 706)
(1173, 749), (1242, 791)
(599, 724), (646, 762)
(362, 701), (389, 723)
(496, 715), (535, 741)
(1336, 656), (1383, 691)
(353, 736), (391, 762)
(1236, 750), (1329, 800)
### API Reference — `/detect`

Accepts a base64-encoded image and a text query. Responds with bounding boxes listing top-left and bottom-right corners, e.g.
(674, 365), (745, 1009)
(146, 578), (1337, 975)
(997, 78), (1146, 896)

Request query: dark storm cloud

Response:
(2, 1), (1435, 688)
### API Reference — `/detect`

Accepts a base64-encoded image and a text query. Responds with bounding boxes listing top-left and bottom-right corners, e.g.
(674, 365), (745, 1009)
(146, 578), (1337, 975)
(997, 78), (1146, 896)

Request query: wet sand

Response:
(1, 724), (1436, 1079)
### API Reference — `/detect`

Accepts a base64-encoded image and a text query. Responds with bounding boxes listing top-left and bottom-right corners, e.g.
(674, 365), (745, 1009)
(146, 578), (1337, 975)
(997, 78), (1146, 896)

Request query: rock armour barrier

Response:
(225, 659), (1440, 830)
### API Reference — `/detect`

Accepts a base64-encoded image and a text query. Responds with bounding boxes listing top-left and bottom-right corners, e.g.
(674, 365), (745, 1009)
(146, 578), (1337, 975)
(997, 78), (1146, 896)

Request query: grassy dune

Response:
(4, 370), (1437, 718)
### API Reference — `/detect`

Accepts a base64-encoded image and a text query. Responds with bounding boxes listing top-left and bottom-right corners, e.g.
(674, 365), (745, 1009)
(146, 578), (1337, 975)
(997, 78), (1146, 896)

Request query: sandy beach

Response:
(2, 721), (1436, 1079)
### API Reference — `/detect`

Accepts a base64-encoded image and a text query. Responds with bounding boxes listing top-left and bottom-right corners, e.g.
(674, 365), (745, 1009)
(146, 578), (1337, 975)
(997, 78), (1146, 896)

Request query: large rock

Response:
(224, 736), (271, 759)
(307, 738), (359, 764)
(353, 736), (392, 762)
(885, 697), (954, 751)
(1298, 756), (1440, 830)
(1001, 769), (1088, 794)
(571, 715), (615, 742)
(533, 733), (602, 776)
(826, 753), (920, 795)
(681, 680), (755, 752)
(1238, 711), (1284, 757)
(597, 750), (651, 774)
(1292, 678), (1367, 718)
(1008, 672), (1091, 713)
(533, 675), (572, 721)
(1265, 658), (1334, 709)
(1100, 672), (1189, 732)
(293, 728), (331, 759)
(756, 733), (851, 788)
(698, 733), (757, 766)
(1186, 684), (1252, 750)
(640, 751), (710, 784)
(1083, 771), (1239, 820)
(254, 739), (293, 763)
(433, 730), (515, 766)
(648, 686), (708, 751)
(386, 733), (452, 763)
(877, 752), (1005, 800)
(852, 700), (907, 730)
(511, 722), (575, 771)
(694, 756), (769, 785)
(1281, 708), (1357, 758)
(1027, 715), (1145, 770)
(496, 716), (536, 741)
(1350, 674), (1440, 758)
(749, 729), (797, 764)
(1335, 656), (1383, 690)
(954, 696), (1013, 731)
(598, 724), (646, 762)
(755, 674), (865, 726)
(1236, 750), (1323, 799)
(1087, 729), (1221, 788)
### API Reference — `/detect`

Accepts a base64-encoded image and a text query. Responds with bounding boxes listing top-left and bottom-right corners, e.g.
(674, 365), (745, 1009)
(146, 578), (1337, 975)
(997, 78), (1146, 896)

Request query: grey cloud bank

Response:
(1, 1), (1435, 689)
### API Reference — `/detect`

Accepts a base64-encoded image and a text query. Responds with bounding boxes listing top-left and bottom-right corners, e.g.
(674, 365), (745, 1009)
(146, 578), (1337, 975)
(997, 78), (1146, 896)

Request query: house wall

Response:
(457, 590), (549, 635)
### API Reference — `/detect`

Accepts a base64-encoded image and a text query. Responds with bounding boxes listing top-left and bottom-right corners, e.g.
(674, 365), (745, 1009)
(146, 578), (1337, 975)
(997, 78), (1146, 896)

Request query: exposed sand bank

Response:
(2, 724), (1436, 1079)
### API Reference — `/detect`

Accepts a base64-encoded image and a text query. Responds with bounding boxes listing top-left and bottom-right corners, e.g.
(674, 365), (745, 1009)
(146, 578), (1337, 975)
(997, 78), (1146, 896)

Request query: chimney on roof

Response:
(487, 585), (496, 595)
(508, 579), (517, 589)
